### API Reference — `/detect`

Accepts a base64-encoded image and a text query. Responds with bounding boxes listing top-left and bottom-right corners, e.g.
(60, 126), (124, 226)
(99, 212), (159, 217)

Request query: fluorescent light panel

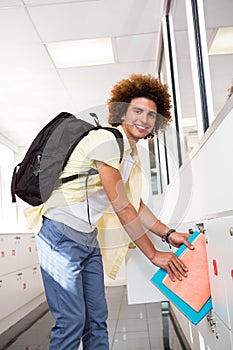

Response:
(46, 37), (114, 68)
(209, 27), (233, 55)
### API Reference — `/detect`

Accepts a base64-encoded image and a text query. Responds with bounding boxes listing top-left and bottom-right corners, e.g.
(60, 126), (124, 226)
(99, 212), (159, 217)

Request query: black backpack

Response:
(11, 112), (124, 207)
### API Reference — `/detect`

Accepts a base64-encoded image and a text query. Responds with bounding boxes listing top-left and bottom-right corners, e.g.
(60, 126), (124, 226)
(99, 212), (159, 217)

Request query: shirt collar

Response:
(117, 125), (140, 161)
(117, 125), (136, 158)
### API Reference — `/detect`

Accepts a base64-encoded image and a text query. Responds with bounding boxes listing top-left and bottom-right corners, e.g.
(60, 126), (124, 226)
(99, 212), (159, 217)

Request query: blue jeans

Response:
(36, 217), (109, 350)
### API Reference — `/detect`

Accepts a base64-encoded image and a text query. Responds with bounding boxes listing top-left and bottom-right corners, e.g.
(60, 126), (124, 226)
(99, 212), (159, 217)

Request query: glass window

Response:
(148, 138), (158, 195)
(172, 0), (199, 153)
(203, 0), (233, 116)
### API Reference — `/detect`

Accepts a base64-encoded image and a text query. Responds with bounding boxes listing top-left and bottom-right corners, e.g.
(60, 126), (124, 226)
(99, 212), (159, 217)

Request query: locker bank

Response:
(0, 0), (232, 349)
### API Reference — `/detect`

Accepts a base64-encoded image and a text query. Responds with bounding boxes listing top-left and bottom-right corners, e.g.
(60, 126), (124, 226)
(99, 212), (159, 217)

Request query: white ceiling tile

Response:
(27, 0), (163, 43)
(58, 61), (156, 112)
(0, 0), (22, 8)
(24, 0), (96, 4)
(116, 33), (158, 63)
(0, 7), (40, 43)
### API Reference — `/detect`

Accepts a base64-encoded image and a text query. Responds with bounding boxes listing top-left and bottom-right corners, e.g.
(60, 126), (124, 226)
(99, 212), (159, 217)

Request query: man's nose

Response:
(139, 112), (149, 123)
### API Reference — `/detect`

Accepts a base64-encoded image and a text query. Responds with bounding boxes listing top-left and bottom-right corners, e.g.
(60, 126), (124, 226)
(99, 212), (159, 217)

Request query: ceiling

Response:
(0, 0), (164, 149)
(0, 0), (232, 151)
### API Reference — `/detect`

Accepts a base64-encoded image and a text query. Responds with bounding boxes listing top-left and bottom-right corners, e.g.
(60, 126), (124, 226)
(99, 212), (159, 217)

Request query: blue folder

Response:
(150, 231), (212, 325)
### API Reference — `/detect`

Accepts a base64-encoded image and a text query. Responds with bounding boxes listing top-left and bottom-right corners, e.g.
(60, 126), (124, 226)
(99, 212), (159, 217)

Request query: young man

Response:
(34, 74), (193, 350)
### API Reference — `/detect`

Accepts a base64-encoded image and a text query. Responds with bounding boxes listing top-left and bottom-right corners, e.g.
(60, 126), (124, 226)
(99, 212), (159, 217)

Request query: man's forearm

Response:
(138, 200), (169, 237)
(115, 202), (157, 260)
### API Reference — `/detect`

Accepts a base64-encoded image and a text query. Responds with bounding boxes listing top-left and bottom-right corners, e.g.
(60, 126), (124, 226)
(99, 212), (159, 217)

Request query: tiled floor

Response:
(6, 285), (184, 350)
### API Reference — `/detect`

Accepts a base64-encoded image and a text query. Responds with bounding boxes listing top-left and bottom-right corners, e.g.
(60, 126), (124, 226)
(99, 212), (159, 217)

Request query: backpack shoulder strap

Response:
(89, 113), (124, 163)
(63, 125), (124, 171)
(102, 127), (124, 163)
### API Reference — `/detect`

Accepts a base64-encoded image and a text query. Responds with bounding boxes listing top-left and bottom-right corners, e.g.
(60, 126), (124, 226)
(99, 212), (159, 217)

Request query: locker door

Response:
(205, 216), (233, 330)
(0, 234), (39, 275)
(23, 234), (39, 266)
(23, 265), (44, 302)
(213, 313), (233, 349)
(0, 270), (28, 319)
(0, 265), (44, 320)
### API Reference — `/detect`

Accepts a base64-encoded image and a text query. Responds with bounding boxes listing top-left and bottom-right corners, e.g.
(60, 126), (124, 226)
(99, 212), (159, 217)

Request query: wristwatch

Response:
(161, 228), (176, 247)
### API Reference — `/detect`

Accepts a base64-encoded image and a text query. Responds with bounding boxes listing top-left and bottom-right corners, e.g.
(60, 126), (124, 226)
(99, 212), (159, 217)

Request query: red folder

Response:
(151, 231), (212, 324)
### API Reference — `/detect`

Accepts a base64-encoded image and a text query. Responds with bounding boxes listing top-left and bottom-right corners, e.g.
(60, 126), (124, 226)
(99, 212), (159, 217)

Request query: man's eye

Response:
(148, 112), (156, 119)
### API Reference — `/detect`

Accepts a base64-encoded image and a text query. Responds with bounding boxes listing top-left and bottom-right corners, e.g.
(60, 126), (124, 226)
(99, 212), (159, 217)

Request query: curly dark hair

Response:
(108, 74), (172, 139)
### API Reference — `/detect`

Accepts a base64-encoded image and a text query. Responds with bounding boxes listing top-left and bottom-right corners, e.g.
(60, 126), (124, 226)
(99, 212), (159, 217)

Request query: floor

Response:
(5, 285), (185, 350)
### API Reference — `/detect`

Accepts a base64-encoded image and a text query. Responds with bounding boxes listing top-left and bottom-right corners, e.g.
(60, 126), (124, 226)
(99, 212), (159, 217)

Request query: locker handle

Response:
(213, 259), (218, 276)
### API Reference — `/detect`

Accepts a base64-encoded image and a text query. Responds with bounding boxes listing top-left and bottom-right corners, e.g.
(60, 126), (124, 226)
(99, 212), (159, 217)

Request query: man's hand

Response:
(151, 250), (189, 282)
(168, 231), (194, 250)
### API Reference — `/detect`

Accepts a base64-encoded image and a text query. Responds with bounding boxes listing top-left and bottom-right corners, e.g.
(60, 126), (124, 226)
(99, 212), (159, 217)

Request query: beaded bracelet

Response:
(161, 228), (176, 248)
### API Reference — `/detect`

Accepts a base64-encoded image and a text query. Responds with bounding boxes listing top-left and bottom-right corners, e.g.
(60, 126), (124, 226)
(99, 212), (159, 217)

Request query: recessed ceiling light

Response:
(46, 37), (115, 68)
(209, 27), (233, 55)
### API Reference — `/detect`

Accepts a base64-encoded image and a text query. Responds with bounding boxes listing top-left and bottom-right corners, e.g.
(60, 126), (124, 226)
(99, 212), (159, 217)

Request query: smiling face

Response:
(121, 97), (157, 143)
